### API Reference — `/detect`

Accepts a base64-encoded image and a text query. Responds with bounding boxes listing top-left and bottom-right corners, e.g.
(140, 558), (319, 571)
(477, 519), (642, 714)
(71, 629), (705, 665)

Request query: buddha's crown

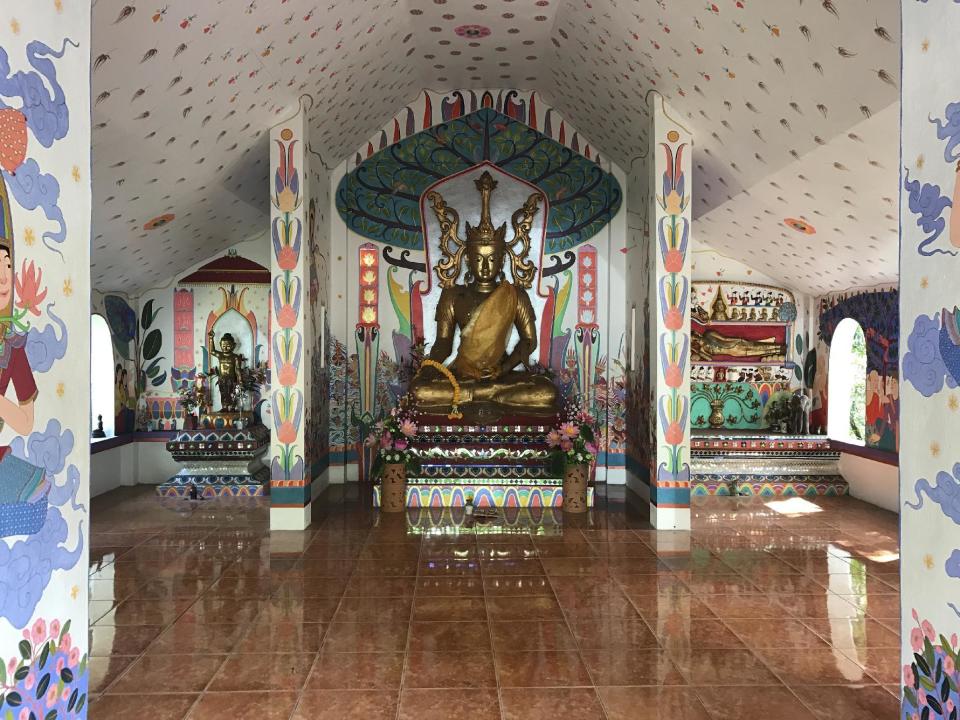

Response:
(464, 171), (507, 249)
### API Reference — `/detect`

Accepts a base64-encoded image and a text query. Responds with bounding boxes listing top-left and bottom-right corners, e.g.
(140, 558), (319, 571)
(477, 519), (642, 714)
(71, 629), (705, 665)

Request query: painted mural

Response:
(817, 286), (899, 452)
(690, 281), (796, 431)
(329, 89), (627, 481)
(650, 103), (692, 527)
(0, 5), (91, 716)
(901, 4), (960, 718)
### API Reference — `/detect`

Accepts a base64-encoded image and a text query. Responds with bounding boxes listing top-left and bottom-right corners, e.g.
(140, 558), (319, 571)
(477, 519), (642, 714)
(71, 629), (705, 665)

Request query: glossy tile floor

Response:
(87, 486), (901, 719)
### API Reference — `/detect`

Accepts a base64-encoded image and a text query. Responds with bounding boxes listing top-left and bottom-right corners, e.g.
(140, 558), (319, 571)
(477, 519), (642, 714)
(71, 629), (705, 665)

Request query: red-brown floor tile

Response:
(568, 617), (659, 649)
(791, 684), (899, 719)
(486, 595), (564, 621)
(292, 690), (399, 720)
(408, 621), (490, 652)
(88, 625), (163, 657)
(306, 651), (405, 690)
(208, 652), (314, 691)
(322, 621), (409, 652)
(669, 649), (782, 686)
(580, 648), (686, 686)
(256, 596), (341, 624)
(188, 692), (298, 720)
(398, 688), (501, 720)
(694, 686), (817, 719)
(413, 595), (487, 622)
(145, 621), (246, 655)
(402, 650), (498, 688)
(273, 576), (349, 598)
(754, 647), (870, 685)
(495, 650), (593, 687)
(87, 655), (137, 694)
(416, 576), (485, 596)
(598, 686), (711, 720)
(723, 619), (829, 649)
(332, 596), (412, 623)
(501, 687), (606, 719)
(481, 558), (546, 576)
(483, 575), (553, 596)
(343, 576), (417, 597)
(90, 693), (198, 719)
(107, 654), (226, 694)
(232, 621), (327, 653)
(802, 617), (899, 649)
(490, 620), (578, 652)
(654, 618), (745, 650)
(839, 646), (901, 684)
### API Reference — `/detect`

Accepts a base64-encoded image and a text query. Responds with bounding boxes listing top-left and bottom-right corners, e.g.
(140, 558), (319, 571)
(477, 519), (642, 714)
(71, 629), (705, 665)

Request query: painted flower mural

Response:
(270, 130), (304, 485)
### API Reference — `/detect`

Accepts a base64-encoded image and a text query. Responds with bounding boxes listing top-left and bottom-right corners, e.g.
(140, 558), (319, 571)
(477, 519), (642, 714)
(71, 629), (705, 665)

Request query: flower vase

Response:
(183, 414), (197, 430)
(563, 464), (589, 513)
(380, 463), (407, 512)
(708, 399), (726, 429)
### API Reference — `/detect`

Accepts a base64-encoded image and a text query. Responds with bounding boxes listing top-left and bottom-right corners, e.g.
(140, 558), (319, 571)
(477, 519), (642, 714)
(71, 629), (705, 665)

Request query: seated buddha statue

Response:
(410, 171), (558, 417)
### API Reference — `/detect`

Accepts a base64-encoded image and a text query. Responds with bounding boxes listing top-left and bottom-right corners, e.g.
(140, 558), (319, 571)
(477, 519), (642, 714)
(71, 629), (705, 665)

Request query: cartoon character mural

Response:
(0, 20), (90, 717)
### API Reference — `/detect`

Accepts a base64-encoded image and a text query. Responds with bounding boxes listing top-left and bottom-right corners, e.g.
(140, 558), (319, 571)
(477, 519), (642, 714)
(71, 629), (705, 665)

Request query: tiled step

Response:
(374, 482), (592, 508)
(691, 474), (849, 497)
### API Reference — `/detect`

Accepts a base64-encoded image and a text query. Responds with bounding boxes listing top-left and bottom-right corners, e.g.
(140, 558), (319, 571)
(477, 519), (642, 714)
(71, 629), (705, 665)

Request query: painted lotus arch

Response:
(335, 108), (622, 254)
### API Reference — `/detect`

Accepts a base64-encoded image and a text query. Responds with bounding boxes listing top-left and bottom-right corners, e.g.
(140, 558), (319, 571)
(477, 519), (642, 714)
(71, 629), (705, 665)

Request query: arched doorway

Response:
(827, 317), (866, 444)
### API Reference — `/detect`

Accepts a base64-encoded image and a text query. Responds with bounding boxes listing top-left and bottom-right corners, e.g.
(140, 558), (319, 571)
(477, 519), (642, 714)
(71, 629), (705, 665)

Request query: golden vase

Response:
(708, 399), (726, 429)
(380, 463), (407, 513)
(562, 464), (589, 513)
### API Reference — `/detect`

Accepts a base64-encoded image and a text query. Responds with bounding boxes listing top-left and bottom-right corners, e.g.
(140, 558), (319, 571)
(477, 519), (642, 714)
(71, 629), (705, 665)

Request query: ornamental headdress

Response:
(428, 170), (540, 289)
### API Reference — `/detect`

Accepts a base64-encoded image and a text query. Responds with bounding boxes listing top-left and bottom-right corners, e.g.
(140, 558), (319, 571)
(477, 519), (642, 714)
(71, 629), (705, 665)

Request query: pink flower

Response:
(904, 664), (915, 686)
(7, 658), (15, 676)
(664, 248), (684, 273)
(68, 647), (79, 665)
(560, 422), (580, 438)
(60, 632), (71, 653)
(394, 439), (408, 451)
(31, 619), (46, 645)
(15, 260), (47, 317)
(913, 609), (920, 622)
(919, 690), (927, 707)
(560, 437), (573, 452)
(46, 685), (57, 707)
(946, 655), (955, 675)
(379, 431), (393, 449)
(911, 627), (924, 652)
(665, 422), (684, 446)
(18, 709), (29, 720)
(664, 364), (683, 388)
(585, 441), (598, 455)
(546, 430), (562, 448)
(364, 432), (379, 448)
(953, 633), (958, 648)
(948, 700), (956, 714)
(922, 620), (936, 641)
(399, 419), (417, 438)
(277, 246), (298, 271)
(277, 304), (298, 329)
(49, 620), (60, 639)
(56, 657), (64, 674)
(664, 307), (683, 331)
(24, 672), (35, 691)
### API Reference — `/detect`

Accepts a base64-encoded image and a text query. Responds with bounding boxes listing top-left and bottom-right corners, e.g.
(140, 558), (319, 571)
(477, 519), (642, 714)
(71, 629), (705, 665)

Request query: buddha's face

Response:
(467, 245), (504, 283)
(220, 337), (235, 353)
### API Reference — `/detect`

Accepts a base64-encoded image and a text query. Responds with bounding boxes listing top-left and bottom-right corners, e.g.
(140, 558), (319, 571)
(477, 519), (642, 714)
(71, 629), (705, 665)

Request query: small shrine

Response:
(159, 331), (270, 498)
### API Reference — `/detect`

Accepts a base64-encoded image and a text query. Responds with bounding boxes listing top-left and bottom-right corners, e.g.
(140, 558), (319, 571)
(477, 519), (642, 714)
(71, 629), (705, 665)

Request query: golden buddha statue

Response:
(208, 330), (244, 412)
(410, 171), (558, 417)
(691, 328), (786, 362)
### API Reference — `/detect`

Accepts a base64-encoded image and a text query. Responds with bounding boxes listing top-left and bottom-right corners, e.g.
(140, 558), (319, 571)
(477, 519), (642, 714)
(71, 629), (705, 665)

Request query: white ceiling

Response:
(91, 0), (901, 295)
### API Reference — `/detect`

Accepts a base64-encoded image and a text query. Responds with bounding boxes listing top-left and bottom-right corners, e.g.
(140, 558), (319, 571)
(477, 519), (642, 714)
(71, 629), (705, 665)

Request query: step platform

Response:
(158, 424), (270, 498)
(373, 413), (593, 509)
(690, 432), (848, 498)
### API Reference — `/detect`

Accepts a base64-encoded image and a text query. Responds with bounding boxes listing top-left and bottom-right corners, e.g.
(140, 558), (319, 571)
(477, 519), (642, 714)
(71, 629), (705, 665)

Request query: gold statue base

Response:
(200, 411), (254, 430)
(414, 399), (559, 425)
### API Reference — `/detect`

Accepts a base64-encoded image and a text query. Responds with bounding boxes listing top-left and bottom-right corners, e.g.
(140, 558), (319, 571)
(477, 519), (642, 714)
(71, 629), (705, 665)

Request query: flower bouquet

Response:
(365, 396), (420, 512)
(548, 396), (598, 513)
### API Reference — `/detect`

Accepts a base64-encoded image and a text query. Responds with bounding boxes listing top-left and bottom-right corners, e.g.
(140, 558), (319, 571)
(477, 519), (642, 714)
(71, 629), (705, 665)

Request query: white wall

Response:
(91, 439), (183, 497)
(838, 453), (898, 513)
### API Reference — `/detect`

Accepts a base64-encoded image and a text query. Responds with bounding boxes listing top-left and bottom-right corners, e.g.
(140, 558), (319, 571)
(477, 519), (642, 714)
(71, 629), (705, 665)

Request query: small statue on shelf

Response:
(208, 331), (244, 412)
(92, 414), (106, 438)
(789, 389), (811, 435)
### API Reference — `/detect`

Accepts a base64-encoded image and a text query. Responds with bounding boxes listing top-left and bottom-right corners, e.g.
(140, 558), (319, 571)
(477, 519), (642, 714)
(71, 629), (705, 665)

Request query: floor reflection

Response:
(86, 485), (900, 719)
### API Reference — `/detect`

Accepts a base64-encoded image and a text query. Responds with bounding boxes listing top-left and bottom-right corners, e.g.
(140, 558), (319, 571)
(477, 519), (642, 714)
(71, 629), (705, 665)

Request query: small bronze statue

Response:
(789, 389), (812, 435)
(92, 414), (106, 438)
(208, 331), (244, 412)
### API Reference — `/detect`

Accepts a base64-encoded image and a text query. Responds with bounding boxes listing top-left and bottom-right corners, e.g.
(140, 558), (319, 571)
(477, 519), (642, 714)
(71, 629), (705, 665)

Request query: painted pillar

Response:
(269, 106), (312, 530)
(0, 3), (92, 715)
(900, 5), (960, 717)
(648, 97), (692, 530)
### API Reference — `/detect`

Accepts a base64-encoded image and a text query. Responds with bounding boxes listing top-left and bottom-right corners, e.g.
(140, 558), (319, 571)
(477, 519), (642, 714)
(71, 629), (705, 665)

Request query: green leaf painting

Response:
(336, 108), (621, 253)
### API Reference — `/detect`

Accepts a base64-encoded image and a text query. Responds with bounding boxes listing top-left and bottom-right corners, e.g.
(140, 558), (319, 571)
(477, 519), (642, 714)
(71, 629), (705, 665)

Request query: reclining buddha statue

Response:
(410, 171), (558, 418)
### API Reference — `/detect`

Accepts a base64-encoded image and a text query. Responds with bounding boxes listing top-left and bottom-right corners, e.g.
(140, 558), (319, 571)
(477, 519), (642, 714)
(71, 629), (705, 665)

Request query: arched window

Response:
(91, 314), (115, 437)
(827, 317), (866, 444)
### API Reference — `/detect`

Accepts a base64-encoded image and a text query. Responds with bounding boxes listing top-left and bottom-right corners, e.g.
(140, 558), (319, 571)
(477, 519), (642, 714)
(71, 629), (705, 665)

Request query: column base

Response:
(650, 504), (691, 530)
(270, 503), (311, 530)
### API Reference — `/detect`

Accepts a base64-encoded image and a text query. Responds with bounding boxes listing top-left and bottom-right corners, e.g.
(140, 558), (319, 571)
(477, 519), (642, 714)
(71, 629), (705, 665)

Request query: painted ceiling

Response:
(90, 0), (900, 295)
